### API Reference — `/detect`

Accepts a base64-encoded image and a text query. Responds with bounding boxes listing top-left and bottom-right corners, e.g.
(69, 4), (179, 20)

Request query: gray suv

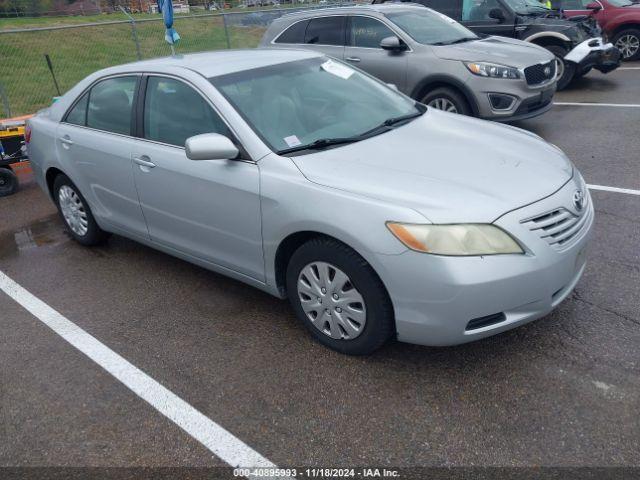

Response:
(261, 4), (558, 121)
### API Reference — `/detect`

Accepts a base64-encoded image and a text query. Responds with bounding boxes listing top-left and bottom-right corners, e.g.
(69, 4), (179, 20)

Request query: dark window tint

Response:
(421, 0), (463, 20)
(304, 16), (346, 46)
(144, 76), (230, 148)
(66, 92), (88, 126)
(349, 16), (395, 48)
(86, 76), (137, 135)
(275, 20), (309, 43)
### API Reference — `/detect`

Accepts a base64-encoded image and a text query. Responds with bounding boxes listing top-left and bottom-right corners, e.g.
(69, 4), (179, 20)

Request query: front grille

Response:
(524, 61), (556, 86)
(521, 194), (592, 249)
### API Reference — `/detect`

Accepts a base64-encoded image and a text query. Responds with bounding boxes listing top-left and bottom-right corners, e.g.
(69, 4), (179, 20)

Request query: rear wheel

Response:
(286, 237), (395, 355)
(53, 174), (109, 246)
(613, 28), (640, 61)
(0, 167), (18, 197)
(545, 45), (576, 90)
(421, 87), (471, 116)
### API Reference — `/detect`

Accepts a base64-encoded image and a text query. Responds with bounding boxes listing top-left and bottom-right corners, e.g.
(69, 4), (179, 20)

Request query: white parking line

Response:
(587, 184), (640, 196)
(0, 270), (285, 479)
(554, 102), (640, 108)
(617, 67), (640, 70)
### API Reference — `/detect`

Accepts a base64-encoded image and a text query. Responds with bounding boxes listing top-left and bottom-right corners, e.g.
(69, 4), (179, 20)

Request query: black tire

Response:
(53, 174), (109, 246)
(285, 237), (395, 355)
(612, 28), (640, 61)
(420, 87), (471, 116)
(545, 45), (576, 90)
(575, 66), (593, 79)
(0, 167), (18, 197)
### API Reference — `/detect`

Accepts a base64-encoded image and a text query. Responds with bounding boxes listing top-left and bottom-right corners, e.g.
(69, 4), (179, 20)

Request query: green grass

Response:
(0, 13), (268, 118)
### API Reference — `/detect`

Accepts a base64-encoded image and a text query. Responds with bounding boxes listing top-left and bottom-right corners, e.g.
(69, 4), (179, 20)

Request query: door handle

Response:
(345, 57), (361, 63)
(132, 155), (156, 168)
(59, 136), (74, 146)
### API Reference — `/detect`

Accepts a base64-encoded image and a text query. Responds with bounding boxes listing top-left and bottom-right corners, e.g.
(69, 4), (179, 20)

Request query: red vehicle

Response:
(563, 0), (640, 60)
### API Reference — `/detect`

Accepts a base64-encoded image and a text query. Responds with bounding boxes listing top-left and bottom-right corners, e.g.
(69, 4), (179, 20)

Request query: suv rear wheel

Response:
(421, 87), (470, 116)
(613, 28), (640, 61)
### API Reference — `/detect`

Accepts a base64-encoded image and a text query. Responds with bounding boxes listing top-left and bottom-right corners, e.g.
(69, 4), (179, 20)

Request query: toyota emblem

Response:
(573, 190), (585, 212)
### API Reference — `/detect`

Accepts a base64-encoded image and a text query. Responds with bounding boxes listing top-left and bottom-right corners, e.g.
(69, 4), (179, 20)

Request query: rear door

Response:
(130, 75), (264, 281)
(301, 16), (347, 59)
(343, 15), (409, 92)
(56, 75), (149, 239)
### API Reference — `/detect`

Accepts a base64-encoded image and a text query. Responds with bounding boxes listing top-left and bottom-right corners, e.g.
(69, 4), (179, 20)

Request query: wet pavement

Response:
(0, 63), (639, 473)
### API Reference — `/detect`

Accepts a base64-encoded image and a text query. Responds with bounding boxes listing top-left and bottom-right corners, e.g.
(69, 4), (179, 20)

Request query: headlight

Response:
(465, 62), (520, 79)
(386, 223), (524, 256)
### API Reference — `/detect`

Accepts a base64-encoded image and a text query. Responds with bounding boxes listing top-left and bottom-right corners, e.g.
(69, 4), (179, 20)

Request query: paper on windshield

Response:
(321, 60), (354, 80)
(284, 135), (302, 147)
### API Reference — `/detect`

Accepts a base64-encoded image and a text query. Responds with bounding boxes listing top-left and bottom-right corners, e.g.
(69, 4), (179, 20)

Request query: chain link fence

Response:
(0, 3), (345, 119)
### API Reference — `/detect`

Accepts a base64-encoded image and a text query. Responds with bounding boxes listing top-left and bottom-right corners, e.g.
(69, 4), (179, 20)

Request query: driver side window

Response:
(349, 16), (396, 49)
(462, 0), (501, 21)
(143, 76), (231, 148)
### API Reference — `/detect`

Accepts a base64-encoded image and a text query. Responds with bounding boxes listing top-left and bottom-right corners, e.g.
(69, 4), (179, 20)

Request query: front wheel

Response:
(613, 28), (640, 61)
(545, 45), (576, 90)
(0, 167), (18, 197)
(286, 238), (395, 355)
(53, 174), (109, 246)
(421, 87), (471, 116)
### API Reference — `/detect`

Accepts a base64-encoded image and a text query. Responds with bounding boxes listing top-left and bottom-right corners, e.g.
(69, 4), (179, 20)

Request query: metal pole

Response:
(0, 83), (11, 119)
(222, 12), (231, 49)
(119, 5), (142, 60)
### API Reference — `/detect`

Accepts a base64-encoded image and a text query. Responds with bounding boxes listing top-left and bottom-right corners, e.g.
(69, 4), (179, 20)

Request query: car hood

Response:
(290, 110), (573, 224)
(432, 36), (554, 67)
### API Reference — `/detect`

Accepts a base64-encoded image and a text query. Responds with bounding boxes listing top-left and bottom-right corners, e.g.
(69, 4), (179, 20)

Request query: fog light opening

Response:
(488, 93), (517, 111)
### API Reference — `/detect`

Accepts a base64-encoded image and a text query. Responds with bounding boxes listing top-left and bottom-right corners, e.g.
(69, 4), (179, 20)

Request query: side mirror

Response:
(585, 2), (602, 11)
(185, 133), (239, 160)
(380, 36), (407, 52)
(488, 8), (506, 22)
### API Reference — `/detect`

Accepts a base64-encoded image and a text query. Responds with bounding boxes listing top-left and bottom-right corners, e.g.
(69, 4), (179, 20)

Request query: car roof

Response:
(278, 3), (426, 19)
(99, 48), (324, 78)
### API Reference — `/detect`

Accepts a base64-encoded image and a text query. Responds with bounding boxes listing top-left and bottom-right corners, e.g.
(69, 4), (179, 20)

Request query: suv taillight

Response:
(24, 122), (31, 143)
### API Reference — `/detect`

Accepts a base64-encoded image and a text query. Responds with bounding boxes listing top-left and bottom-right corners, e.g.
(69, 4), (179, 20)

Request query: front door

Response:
(344, 16), (409, 92)
(131, 75), (264, 281)
(461, 0), (516, 38)
(56, 75), (149, 239)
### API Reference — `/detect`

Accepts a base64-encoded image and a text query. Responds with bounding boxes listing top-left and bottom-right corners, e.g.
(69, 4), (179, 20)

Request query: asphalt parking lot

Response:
(1, 63), (639, 478)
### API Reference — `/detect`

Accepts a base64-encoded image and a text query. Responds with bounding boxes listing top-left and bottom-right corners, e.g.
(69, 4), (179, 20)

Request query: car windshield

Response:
(503, 0), (551, 14)
(608, 0), (634, 6)
(386, 9), (478, 45)
(210, 57), (421, 154)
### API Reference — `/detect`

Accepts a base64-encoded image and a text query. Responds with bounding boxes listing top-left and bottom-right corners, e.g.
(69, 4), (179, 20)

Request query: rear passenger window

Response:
(349, 16), (395, 49)
(275, 20), (309, 44)
(304, 16), (346, 46)
(87, 76), (137, 135)
(65, 92), (88, 126)
(144, 76), (231, 148)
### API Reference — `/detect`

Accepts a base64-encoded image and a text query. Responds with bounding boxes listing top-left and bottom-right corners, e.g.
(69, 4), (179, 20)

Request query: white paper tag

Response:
(321, 60), (354, 80)
(284, 135), (302, 147)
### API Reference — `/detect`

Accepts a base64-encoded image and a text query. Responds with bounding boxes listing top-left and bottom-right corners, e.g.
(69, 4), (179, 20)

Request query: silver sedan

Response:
(26, 49), (593, 355)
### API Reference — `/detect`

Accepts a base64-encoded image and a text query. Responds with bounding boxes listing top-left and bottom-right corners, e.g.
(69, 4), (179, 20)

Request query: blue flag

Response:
(157, 0), (180, 45)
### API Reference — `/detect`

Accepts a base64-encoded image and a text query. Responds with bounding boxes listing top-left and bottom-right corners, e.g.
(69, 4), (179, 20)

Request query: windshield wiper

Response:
(277, 136), (362, 155)
(277, 105), (426, 155)
(432, 37), (477, 46)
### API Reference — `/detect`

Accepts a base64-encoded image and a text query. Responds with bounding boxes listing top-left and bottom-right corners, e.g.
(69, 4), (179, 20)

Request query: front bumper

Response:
(468, 75), (556, 122)
(565, 37), (621, 74)
(373, 177), (594, 347)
